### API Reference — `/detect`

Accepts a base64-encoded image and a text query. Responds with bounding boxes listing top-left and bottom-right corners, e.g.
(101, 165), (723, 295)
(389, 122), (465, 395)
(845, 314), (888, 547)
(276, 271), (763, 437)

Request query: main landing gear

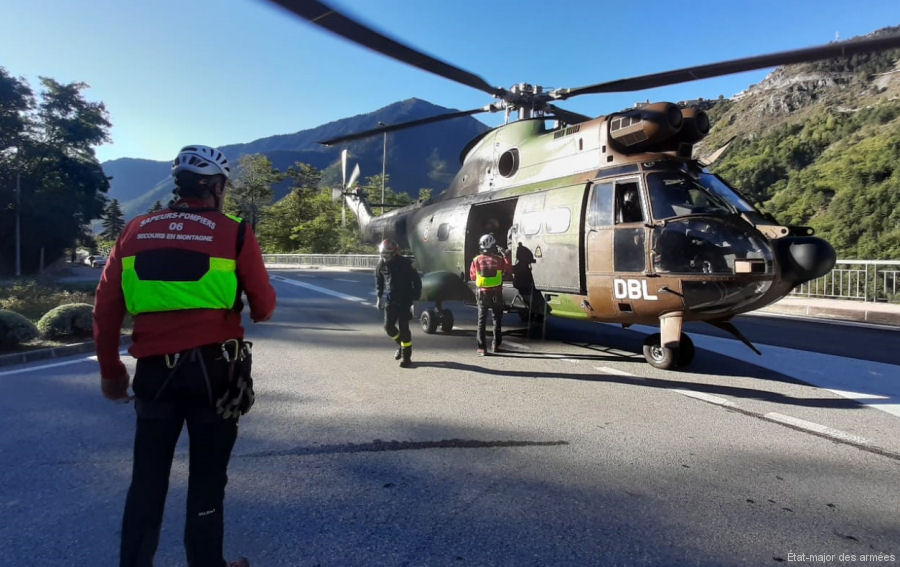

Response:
(420, 302), (454, 334)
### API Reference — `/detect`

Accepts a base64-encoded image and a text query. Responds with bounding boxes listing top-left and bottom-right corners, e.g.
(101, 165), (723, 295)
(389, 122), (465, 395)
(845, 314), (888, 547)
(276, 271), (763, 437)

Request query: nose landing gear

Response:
(642, 332), (695, 370)
(642, 312), (695, 370)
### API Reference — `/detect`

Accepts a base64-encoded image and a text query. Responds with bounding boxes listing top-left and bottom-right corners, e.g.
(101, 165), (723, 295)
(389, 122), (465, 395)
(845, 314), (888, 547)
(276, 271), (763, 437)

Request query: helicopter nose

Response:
(775, 236), (836, 286)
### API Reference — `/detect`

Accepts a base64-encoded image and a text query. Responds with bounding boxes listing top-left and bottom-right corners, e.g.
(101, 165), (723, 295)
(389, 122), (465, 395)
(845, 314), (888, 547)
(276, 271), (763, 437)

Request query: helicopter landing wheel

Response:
(439, 309), (454, 332)
(643, 332), (693, 370)
(421, 309), (439, 334)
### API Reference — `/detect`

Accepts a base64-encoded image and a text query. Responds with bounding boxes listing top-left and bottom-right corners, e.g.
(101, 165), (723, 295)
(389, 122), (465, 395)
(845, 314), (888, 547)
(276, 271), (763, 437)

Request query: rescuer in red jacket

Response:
(93, 145), (276, 567)
(469, 233), (512, 355)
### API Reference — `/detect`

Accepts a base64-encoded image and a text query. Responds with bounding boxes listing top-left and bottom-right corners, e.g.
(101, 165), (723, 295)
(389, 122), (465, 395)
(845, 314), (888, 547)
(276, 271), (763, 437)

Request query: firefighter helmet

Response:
(478, 233), (497, 252)
(379, 238), (399, 260)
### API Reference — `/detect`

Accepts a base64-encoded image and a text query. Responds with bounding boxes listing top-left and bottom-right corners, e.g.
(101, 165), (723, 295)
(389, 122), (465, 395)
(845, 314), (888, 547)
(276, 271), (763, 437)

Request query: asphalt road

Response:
(1, 268), (898, 566)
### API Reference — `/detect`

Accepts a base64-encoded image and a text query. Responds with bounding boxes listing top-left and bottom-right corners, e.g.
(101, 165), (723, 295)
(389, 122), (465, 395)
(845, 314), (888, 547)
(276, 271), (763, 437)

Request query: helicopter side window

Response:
(587, 182), (613, 227)
(437, 223), (451, 241)
(615, 182), (644, 224)
(545, 207), (571, 234)
(521, 211), (542, 236)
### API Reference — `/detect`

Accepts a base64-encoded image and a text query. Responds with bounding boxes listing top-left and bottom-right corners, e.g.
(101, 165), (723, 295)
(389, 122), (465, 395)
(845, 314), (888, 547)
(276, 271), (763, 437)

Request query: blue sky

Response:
(2, 0), (898, 164)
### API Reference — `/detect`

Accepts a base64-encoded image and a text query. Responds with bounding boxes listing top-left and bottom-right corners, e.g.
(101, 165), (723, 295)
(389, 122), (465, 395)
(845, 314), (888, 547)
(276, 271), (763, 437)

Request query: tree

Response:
(101, 198), (125, 239)
(256, 162), (320, 252)
(0, 69), (111, 275)
(360, 174), (413, 215)
(225, 153), (278, 231)
(147, 200), (164, 213)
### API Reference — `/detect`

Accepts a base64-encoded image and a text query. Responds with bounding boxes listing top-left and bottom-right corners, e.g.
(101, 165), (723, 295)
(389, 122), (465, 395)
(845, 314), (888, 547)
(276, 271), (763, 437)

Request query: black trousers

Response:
(120, 347), (238, 567)
(476, 287), (504, 349)
(383, 303), (412, 344)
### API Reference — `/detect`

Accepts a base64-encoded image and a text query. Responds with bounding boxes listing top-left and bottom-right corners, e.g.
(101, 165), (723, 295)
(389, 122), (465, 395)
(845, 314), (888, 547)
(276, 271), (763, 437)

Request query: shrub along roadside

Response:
(0, 280), (98, 353)
(0, 309), (40, 349)
(37, 303), (95, 340)
(0, 280), (96, 321)
(0, 279), (133, 354)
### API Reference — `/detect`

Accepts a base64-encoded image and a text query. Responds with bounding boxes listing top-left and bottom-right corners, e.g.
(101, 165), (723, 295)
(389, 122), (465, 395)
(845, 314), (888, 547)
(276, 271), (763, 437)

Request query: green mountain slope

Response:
(699, 26), (900, 259)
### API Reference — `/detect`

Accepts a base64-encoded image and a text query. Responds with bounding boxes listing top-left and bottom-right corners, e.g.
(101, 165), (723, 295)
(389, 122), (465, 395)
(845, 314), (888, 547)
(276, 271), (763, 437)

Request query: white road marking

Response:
(272, 274), (368, 303)
(826, 389), (890, 400)
(0, 350), (128, 376)
(671, 389), (737, 408)
(764, 412), (871, 445)
(594, 366), (634, 376)
(625, 324), (900, 418)
(335, 278), (357, 283)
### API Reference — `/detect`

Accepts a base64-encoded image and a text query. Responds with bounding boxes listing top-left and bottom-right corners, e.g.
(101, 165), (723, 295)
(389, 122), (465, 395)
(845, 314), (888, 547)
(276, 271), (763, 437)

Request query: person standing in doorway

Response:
(469, 233), (512, 355)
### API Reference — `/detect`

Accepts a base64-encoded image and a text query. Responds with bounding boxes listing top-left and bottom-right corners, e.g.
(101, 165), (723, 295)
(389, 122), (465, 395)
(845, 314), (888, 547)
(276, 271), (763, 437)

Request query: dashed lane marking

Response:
(594, 366), (636, 376)
(671, 389), (737, 408)
(589, 364), (896, 458)
(764, 412), (871, 446)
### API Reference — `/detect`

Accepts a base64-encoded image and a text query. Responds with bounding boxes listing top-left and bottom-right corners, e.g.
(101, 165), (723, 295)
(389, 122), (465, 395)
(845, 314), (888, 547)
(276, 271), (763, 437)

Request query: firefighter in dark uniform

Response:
(93, 145), (276, 567)
(375, 238), (422, 368)
(469, 233), (512, 355)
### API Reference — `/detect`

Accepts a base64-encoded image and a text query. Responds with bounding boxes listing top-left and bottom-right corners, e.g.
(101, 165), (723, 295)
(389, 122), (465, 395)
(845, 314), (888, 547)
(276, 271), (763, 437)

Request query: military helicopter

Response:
(269, 0), (900, 369)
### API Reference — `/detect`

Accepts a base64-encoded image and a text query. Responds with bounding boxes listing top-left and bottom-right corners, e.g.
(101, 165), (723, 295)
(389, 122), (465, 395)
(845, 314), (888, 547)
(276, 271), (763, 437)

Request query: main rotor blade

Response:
(267, 0), (506, 98)
(319, 105), (496, 145)
(554, 34), (900, 99)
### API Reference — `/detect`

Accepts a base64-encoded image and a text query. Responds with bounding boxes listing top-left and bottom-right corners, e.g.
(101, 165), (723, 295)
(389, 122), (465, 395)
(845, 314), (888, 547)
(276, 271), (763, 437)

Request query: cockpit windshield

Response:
(696, 172), (757, 213)
(646, 171), (733, 221)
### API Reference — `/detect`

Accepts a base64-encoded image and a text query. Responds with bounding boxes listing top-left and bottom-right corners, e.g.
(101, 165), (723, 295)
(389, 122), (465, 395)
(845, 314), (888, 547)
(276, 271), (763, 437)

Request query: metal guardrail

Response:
(263, 255), (900, 304)
(263, 254), (381, 269)
(791, 260), (900, 303)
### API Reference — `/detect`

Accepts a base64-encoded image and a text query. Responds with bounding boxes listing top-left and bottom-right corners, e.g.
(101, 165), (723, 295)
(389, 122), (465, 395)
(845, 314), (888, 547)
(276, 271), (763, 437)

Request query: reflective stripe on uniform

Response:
(475, 269), (502, 288)
(121, 255), (238, 315)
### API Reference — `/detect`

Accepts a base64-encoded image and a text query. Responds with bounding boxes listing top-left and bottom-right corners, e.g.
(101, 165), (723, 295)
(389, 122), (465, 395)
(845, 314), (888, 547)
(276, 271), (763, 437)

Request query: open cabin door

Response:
(464, 198), (518, 279)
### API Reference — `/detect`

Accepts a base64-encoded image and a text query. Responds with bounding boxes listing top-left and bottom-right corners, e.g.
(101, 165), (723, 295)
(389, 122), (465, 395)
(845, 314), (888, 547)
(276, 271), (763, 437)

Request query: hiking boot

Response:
(228, 558), (250, 567)
(476, 347), (486, 356)
(394, 347), (402, 360)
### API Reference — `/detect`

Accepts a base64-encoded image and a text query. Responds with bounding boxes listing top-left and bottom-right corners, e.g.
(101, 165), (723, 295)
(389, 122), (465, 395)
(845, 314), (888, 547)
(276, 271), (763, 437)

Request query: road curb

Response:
(758, 302), (900, 327)
(0, 336), (130, 369)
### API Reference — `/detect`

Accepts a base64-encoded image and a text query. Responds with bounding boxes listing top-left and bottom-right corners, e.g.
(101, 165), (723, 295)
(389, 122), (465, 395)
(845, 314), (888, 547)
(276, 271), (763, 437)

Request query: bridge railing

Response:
(263, 255), (900, 304)
(263, 253), (381, 269)
(790, 260), (900, 303)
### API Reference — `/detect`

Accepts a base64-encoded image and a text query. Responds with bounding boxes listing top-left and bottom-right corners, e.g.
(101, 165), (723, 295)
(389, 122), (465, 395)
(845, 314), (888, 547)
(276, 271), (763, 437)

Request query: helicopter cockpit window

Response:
(697, 172), (756, 213)
(615, 182), (644, 224)
(647, 172), (732, 220)
(437, 223), (451, 241)
(587, 182), (613, 227)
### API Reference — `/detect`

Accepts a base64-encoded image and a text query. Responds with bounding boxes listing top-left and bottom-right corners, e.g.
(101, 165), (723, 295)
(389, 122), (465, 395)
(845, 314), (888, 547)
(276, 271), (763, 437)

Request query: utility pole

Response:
(378, 121), (386, 216)
(15, 171), (21, 277)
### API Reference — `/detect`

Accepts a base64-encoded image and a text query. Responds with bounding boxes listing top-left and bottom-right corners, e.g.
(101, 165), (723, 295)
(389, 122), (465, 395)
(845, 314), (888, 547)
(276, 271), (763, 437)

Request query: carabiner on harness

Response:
(221, 338), (240, 362)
